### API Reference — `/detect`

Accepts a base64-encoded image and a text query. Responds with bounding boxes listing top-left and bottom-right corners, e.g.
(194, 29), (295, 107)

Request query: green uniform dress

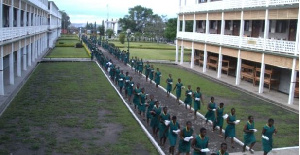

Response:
(134, 60), (139, 72)
(213, 107), (224, 128)
(244, 121), (256, 145)
(159, 113), (170, 138)
(178, 127), (194, 153)
(150, 106), (161, 129)
(262, 124), (276, 153)
(155, 71), (161, 85)
(169, 121), (180, 146)
(118, 74), (125, 88)
(149, 68), (154, 81)
(139, 93), (147, 112)
(216, 150), (229, 155)
(193, 91), (202, 111)
(115, 69), (120, 82)
(124, 76), (130, 90)
(146, 100), (155, 119)
(205, 102), (216, 122)
(138, 61), (144, 73)
(193, 135), (209, 155)
(145, 64), (150, 76)
(176, 83), (183, 98)
(166, 78), (173, 93)
(133, 88), (141, 106)
(225, 114), (236, 138)
(130, 59), (135, 68)
(184, 89), (193, 105)
(127, 81), (134, 97)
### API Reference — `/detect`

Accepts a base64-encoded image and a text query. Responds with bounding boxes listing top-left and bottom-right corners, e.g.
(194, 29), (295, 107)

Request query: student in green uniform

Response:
(243, 115), (256, 153)
(191, 127), (209, 155)
(159, 107), (171, 146)
(216, 143), (229, 155)
(133, 83), (141, 110)
(177, 121), (194, 155)
(149, 65), (155, 84)
(166, 74), (173, 97)
(124, 72), (130, 97)
(145, 61), (151, 82)
(205, 97), (216, 124)
(139, 88), (147, 119)
(262, 118), (277, 155)
(115, 66), (120, 85)
(150, 101), (161, 138)
(138, 59), (144, 75)
(184, 85), (193, 111)
(193, 87), (204, 120)
(225, 108), (237, 148)
(169, 116), (180, 155)
(127, 77), (134, 104)
(173, 78), (184, 104)
(130, 57), (135, 69)
(213, 102), (224, 137)
(134, 57), (139, 73)
(155, 68), (162, 88)
(146, 95), (155, 125)
(118, 70), (125, 93)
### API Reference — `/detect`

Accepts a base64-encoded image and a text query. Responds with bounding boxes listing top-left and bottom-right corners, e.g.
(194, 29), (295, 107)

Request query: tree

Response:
(119, 33), (126, 44)
(119, 5), (154, 32)
(143, 14), (166, 43)
(61, 11), (71, 30)
(106, 29), (114, 38)
(97, 25), (105, 36)
(164, 18), (177, 41)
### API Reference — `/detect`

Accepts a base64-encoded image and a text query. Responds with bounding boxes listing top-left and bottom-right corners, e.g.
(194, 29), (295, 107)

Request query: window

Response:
(225, 21), (231, 30)
(275, 20), (287, 33)
(210, 21), (216, 29)
(199, 0), (207, 3)
(244, 20), (250, 31)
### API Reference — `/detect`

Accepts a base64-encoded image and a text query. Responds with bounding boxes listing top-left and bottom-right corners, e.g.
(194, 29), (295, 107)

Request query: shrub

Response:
(108, 43), (115, 48)
(119, 33), (125, 44)
(75, 43), (83, 48)
(59, 42), (64, 44)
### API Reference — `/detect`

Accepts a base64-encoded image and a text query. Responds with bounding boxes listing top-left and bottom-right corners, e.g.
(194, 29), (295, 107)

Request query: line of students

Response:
(84, 36), (278, 155)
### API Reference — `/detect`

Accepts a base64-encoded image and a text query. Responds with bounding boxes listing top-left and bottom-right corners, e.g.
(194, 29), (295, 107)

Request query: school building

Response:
(0, 0), (62, 95)
(175, 0), (299, 105)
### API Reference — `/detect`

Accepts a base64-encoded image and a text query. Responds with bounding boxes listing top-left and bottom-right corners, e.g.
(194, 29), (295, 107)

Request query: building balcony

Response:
(0, 26), (48, 42)
(27, 0), (48, 11)
(48, 25), (61, 30)
(177, 32), (297, 56)
(179, 0), (299, 14)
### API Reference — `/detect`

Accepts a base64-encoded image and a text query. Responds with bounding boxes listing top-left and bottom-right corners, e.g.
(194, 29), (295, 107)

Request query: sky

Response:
(51, 0), (180, 24)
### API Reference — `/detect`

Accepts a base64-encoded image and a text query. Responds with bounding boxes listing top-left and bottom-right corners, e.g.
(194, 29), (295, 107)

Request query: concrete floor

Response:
(179, 62), (299, 112)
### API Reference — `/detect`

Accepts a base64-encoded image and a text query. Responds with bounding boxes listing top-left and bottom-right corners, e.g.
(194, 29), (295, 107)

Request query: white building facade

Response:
(176, 0), (299, 104)
(105, 18), (121, 35)
(0, 0), (61, 95)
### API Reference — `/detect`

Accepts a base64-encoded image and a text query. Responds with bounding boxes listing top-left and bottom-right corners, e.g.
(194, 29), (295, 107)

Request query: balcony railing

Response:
(179, 0), (299, 13)
(48, 25), (61, 30)
(0, 26), (48, 42)
(28, 0), (48, 11)
(177, 32), (297, 56)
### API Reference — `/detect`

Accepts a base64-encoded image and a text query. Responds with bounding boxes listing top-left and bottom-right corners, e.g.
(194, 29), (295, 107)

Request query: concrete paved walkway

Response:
(179, 62), (299, 113)
(230, 147), (299, 155)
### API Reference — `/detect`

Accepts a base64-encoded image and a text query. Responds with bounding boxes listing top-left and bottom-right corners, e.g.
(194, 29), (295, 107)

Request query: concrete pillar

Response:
(9, 1), (13, 27)
(23, 3), (27, 27)
(9, 44), (14, 85)
(203, 44), (207, 73)
(17, 42), (21, 77)
(0, 0), (3, 28)
(23, 43), (27, 71)
(288, 59), (297, 104)
(17, 2), (21, 27)
(258, 54), (265, 93)
(236, 50), (242, 85)
(205, 13), (209, 35)
(180, 45), (184, 64)
(28, 40), (32, 66)
(217, 47), (223, 78)
(175, 40), (179, 63)
(263, 9), (270, 50)
(182, 15), (185, 32)
(191, 42), (194, 68)
(0, 46), (4, 95)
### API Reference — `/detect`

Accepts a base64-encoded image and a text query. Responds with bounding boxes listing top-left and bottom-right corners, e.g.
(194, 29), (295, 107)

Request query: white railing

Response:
(0, 26), (48, 42)
(179, 0), (299, 13)
(177, 32), (297, 55)
(48, 25), (61, 30)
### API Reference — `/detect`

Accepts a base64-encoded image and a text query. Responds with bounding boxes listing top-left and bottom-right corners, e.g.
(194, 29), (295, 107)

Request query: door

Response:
(232, 21), (240, 36)
(251, 20), (261, 38)
(289, 20), (297, 41)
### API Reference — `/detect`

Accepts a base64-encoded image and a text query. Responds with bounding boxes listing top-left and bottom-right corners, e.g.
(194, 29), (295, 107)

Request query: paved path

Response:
(230, 147), (299, 155)
(98, 46), (244, 154)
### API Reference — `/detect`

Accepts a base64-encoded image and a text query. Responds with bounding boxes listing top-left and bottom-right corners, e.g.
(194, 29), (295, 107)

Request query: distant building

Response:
(0, 0), (62, 95)
(176, 0), (299, 104)
(105, 19), (122, 35)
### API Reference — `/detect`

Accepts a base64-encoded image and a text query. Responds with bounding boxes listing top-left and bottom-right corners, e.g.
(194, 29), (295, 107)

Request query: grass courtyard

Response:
(0, 62), (158, 154)
(46, 47), (89, 58)
(151, 63), (298, 149)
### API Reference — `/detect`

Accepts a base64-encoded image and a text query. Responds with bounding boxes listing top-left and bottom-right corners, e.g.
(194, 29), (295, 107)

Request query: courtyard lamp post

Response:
(126, 29), (131, 53)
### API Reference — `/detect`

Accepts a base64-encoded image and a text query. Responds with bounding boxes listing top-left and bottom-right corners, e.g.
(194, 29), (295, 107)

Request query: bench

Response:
(254, 68), (280, 91)
(207, 56), (218, 70)
(241, 64), (255, 85)
(221, 60), (235, 76)
(194, 53), (204, 66)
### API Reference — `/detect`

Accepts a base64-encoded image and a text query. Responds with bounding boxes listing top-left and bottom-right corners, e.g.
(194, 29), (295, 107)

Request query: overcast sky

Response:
(51, 0), (180, 24)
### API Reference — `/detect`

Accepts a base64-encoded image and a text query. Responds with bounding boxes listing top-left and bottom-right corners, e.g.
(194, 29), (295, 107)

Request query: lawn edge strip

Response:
(95, 61), (165, 155)
(82, 42), (91, 57)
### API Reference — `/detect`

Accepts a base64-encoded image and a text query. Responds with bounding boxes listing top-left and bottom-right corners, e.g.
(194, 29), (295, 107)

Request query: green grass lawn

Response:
(46, 47), (89, 58)
(152, 63), (298, 149)
(109, 41), (176, 50)
(0, 62), (158, 154)
(59, 35), (79, 40)
(56, 39), (80, 47)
